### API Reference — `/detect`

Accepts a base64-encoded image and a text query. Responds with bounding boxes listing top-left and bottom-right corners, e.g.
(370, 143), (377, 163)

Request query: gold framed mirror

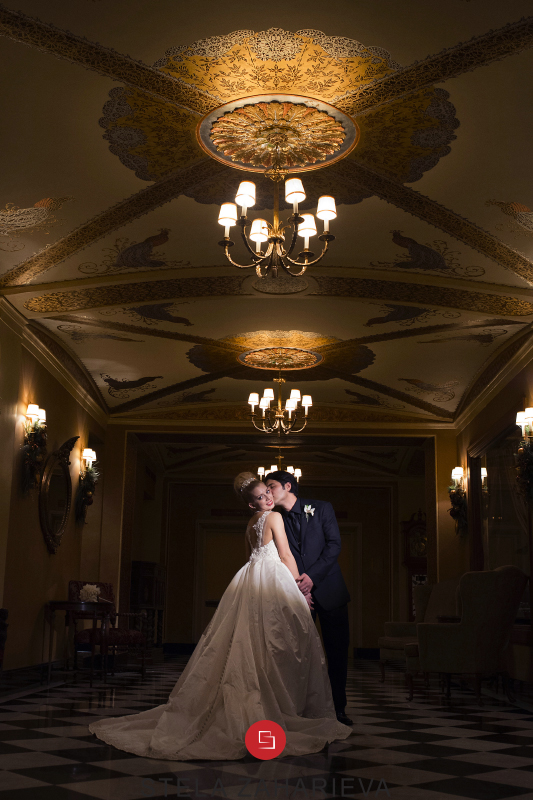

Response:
(39, 437), (79, 554)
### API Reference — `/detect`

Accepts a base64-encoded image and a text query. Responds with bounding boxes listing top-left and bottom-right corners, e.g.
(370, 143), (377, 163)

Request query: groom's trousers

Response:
(311, 599), (349, 712)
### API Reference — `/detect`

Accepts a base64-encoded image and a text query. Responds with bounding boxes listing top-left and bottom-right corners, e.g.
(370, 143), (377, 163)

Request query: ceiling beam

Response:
(0, 5), (215, 114)
(0, 159), (227, 287)
(337, 17), (533, 117)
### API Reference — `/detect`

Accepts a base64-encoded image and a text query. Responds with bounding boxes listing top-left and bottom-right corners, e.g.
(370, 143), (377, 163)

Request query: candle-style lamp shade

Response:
(481, 468), (488, 479)
(249, 218), (269, 245)
(37, 408), (47, 424)
(290, 389), (301, 402)
(294, 468), (302, 481)
(286, 466), (295, 474)
(285, 178), (306, 211)
(248, 392), (259, 409)
(235, 181), (256, 214)
(524, 408), (533, 434)
(517, 411), (526, 436)
(316, 195), (337, 232)
(263, 388), (275, 401)
(82, 448), (97, 468)
(297, 214), (317, 238)
(218, 203), (238, 237)
(451, 467), (464, 486)
(257, 467), (265, 477)
(270, 465), (277, 473)
(26, 403), (40, 423)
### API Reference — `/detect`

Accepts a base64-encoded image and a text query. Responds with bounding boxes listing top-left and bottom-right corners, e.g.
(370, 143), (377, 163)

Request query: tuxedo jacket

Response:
(279, 497), (350, 611)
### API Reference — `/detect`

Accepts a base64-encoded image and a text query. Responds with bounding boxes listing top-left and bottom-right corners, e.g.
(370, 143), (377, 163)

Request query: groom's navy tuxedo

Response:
(279, 496), (350, 713)
(280, 498), (350, 610)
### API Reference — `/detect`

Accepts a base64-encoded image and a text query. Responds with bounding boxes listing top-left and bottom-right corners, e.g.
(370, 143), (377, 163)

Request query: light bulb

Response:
(297, 214), (317, 238)
(285, 178), (306, 208)
(218, 203), (238, 236)
(235, 181), (256, 213)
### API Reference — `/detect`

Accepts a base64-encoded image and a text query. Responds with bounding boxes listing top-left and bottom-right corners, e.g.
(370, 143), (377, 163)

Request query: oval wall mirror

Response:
(38, 436), (79, 554)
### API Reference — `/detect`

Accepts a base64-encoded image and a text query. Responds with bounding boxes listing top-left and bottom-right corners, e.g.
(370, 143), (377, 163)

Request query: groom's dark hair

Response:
(265, 470), (299, 497)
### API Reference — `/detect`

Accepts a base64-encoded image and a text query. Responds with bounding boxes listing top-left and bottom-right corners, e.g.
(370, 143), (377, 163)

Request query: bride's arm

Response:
(245, 531), (252, 562)
(270, 513), (299, 579)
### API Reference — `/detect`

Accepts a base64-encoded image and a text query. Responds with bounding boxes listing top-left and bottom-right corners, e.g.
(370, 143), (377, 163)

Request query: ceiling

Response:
(2, 0), (533, 429)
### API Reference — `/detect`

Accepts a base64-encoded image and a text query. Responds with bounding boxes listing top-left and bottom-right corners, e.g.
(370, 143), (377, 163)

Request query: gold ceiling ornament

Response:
(239, 347), (322, 371)
(247, 371), (312, 436)
(198, 94), (359, 178)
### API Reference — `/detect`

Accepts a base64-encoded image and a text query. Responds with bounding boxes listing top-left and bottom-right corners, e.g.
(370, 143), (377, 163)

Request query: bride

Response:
(88, 472), (352, 760)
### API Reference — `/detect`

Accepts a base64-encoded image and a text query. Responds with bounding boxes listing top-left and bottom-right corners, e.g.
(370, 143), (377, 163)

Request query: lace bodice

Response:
(247, 510), (279, 562)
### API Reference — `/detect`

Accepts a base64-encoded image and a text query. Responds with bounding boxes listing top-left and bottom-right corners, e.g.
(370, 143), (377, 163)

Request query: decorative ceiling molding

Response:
(0, 5), (215, 114)
(23, 276), (250, 314)
(310, 277), (533, 316)
(337, 161), (533, 283)
(337, 17), (533, 117)
(0, 159), (227, 287)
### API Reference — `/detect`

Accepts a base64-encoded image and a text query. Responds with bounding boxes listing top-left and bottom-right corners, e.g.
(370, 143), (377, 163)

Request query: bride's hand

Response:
(304, 591), (314, 610)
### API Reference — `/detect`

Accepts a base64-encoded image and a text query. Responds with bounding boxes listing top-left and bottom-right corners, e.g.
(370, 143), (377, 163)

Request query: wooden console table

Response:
(44, 600), (113, 685)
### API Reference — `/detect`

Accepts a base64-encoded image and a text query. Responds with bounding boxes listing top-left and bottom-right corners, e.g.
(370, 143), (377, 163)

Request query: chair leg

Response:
(474, 673), (483, 705)
(379, 661), (385, 683)
(406, 672), (414, 702)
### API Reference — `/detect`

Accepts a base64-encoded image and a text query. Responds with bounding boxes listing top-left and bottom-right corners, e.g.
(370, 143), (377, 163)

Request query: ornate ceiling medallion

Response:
(239, 347), (322, 370)
(197, 95), (359, 175)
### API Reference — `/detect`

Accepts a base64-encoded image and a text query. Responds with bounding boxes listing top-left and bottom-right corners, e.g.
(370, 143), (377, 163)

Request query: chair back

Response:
(415, 576), (461, 623)
(68, 581), (116, 621)
(459, 565), (527, 670)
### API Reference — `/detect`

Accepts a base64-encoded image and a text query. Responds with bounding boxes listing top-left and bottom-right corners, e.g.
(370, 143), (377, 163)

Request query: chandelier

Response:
(257, 450), (302, 482)
(247, 372), (312, 435)
(218, 178), (337, 278)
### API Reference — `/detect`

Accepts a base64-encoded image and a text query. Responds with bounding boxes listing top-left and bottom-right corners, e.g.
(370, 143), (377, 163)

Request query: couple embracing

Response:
(89, 470), (353, 760)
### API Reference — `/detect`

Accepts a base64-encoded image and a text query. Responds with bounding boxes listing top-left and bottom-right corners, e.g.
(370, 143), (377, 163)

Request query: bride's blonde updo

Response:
(234, 471), (262, 503)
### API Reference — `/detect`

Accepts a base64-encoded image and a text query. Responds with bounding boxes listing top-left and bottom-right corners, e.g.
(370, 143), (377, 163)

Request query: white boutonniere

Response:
(304, 504), (315, 521)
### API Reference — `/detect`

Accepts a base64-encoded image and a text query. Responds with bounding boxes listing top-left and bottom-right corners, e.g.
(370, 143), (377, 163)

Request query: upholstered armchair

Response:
(378, 576), (461, 681)
(405, 565), (527, 703)
(69, 581), (147, 680)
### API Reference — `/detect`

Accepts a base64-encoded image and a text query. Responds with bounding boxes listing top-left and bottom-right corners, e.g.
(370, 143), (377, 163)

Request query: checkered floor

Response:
(1, 659), (533, 798)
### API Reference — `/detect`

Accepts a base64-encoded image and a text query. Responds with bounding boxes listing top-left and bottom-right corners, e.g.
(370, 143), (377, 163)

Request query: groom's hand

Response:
(296, 573), (314, 594)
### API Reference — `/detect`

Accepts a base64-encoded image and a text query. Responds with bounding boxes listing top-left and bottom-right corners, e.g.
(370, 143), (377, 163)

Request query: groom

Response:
(265, 471), (353, 726)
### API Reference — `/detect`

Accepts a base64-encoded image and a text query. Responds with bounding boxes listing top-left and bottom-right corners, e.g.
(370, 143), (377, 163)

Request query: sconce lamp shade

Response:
(285, 178), (305, 204)
(218, 203), (238, 227)
(263, 388), (275, 400)
(517, 411), (526, 425)
(481, 468), (488, 478)
(298, 214), (317, 238)
(235, 181), (256, 209)
(37, 408), (46, 423)
(451, 467), (464, 481)
(82, 448), (97, 466)
(316, 195), (337, 221)
(249, 218), (269, 243)
(26, 403), (39, 420)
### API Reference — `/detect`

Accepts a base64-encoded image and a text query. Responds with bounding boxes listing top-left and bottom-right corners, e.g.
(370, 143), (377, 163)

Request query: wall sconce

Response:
(448, 465), (467, 537)
(22, 403), (47, 493)
(481, 467), (488, 490)
(75, 447), (99, 523)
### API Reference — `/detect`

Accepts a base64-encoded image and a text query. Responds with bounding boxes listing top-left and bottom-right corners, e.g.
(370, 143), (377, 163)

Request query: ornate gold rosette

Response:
(197, 94), (359, 175)
(209, 101), (346, 172)
(239, 347), (323, 370)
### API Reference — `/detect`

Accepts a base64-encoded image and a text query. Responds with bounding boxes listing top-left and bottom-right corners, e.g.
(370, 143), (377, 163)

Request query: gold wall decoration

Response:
(238, 347), (322, 370)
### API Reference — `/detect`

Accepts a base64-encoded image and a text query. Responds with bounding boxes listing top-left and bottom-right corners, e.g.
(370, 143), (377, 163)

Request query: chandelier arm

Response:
(240, 228), (263, 259)
(223, 248), (262, 270)
(250, 416), (274, 433)
(284, 240), (330, 269)
(281, 261), (308, 278)
(288, 418), (308, 434)
(284, 221), (301, 258)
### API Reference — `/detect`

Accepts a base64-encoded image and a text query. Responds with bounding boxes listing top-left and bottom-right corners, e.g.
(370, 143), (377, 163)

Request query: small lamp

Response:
(235, 181), (256, 217)
(302, 395), (312, 415)
(249, 218), (269, 253)
(263, 388), (275, 402)
(298, 214), (317, 251)
(285, 178), (305, 213)
(517, 411), (526, 438)
(290, 389), (301, 403)
(270, 465), (277, 473)
(218, 203), (238, 238)
(248, 392), (259, 411)
(82, 448), (97, 470)
(316, 195), (337, 232)
(451, 466), (464, 487)
(294, 468), (302, 482)
(26, 404), (40, 425)
(286, 466), (295, 474)
(257, 467), (265, 477)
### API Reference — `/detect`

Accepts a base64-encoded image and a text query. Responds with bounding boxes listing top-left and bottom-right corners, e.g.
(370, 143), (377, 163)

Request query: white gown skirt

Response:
(88, 540), (352, 760)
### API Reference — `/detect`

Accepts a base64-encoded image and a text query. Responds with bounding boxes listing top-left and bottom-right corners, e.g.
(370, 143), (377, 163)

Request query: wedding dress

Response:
(88, 510), (352, 760)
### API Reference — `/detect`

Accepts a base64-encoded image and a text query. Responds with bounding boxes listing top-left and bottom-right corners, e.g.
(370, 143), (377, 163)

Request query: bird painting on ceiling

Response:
(418, 328), (507, 347)
(486, 200), (533, 237)
(100, 373), (163, 399)
(364, 304), (460, 327)
(78, 229), (191, 275)
(0, 196), (73, 252)
(399, 378), (459, 402)
(100, 301), (193, 327)
(344, 389), (404, 410)
(370, 231), (484, 278)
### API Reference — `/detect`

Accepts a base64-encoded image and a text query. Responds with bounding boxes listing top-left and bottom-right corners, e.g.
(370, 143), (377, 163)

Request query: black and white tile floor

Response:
(1, 658), (533, 798)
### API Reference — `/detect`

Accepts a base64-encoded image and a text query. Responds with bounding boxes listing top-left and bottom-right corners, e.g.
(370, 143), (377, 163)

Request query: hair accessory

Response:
(240, 476), (255, 492)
